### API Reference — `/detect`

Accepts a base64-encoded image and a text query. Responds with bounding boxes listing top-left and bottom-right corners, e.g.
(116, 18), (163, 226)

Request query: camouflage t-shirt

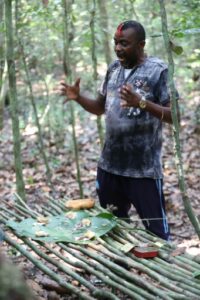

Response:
(98, 56), (173, 179)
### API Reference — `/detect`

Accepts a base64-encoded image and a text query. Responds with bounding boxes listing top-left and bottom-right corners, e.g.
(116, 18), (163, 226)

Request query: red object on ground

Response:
(132, 247), (158, 258)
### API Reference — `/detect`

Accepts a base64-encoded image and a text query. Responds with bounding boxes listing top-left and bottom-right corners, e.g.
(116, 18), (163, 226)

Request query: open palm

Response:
(60, 78), (80, 101)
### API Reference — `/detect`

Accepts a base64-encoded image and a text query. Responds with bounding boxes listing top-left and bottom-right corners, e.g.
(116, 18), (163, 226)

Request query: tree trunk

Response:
(97, 0), (112, 66)
(5, 0), (26, 201)
(15, 0), (52, 188)
(0, 0), (5, 129)
(129, 0), (139, 20)
(0, 0), (4, 87)
(0, 62), (8, 130)
(90, 0), (104, 148)
(62, 0), (83, 198)
(158, 0), (200, 238)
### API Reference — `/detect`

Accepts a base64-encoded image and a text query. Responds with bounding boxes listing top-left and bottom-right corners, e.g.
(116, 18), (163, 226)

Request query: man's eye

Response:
(113, 40), (128, 47)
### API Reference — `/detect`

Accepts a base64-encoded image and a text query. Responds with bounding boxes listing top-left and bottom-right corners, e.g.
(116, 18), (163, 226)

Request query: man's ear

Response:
(139, 40), (145, 48)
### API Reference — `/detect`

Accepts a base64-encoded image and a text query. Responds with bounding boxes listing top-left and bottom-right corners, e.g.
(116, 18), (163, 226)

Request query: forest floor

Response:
(0, 89), (200, 299)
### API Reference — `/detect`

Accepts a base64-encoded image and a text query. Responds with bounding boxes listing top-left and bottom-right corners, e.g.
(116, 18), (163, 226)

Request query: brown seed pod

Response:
(65, 198), (95, 210)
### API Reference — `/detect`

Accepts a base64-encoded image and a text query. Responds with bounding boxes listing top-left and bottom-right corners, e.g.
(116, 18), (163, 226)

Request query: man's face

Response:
(114, 28), (144, 68)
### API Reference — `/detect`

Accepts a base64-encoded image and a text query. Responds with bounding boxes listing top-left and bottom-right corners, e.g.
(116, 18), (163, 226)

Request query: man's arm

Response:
(76, 93), (105, 116)
(59, 78), (105, 116)
(140, 100), (173, 124)
(120, 84), (180, 124)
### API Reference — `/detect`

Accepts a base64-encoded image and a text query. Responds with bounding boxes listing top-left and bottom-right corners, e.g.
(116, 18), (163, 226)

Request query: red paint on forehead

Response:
(116, 23), (124, 35)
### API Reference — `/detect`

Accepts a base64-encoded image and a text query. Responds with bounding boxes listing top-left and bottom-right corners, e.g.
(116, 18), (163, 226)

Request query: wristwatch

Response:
(139, 95), (147, 109)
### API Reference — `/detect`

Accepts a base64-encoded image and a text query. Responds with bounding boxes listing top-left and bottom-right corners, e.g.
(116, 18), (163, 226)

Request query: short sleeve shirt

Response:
(98, 56), (173, 179)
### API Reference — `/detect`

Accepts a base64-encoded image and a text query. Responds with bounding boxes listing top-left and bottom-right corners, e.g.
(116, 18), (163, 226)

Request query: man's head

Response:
(114, 20), (146, 68)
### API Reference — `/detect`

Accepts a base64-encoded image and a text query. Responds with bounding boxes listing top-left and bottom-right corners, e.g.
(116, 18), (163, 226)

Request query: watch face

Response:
(139, 99), (146, 109)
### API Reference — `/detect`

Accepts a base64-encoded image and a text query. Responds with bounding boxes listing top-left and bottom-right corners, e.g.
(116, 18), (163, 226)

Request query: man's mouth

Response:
(116, 52), (125, 60)
(117, 55), (126, 63)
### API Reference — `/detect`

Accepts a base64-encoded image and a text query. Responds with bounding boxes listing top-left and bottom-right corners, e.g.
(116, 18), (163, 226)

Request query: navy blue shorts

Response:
(96, 167), (170, 241)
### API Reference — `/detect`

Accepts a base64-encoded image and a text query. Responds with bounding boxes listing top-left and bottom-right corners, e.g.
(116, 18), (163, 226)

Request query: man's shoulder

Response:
(108, 60), (121, 72)
(145, 56), (168, 71)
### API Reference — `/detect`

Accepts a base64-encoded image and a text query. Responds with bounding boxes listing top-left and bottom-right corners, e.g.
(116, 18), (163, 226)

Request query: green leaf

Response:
(171, 30), (185, 38)
(172, 45), (183, 55)
(171, 28), (200, 38)
(6, 211), (117, 244)
(170, 41), (183, 55)
(193, 270), (200, 279)
(96, 212), (116, 220)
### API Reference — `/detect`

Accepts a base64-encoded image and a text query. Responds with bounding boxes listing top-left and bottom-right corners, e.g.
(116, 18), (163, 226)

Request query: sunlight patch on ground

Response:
(178, 237), (200, 256)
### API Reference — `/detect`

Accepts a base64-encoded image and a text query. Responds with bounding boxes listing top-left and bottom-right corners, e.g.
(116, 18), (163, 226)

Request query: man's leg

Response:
(124, 178), (170, 241)
(96, 167), (131, 219)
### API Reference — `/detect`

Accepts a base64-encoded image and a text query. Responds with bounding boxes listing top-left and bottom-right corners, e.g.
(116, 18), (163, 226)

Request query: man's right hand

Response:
(59, 78), (81, 102)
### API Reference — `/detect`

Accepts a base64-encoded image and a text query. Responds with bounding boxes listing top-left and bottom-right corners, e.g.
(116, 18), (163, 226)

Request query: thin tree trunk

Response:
(40, 74), (52, 144)
(97, 0), (112, 66)
(0, 0), (5, 129)
(158, 0), (200, 238)
(62, 0), (83, 197)
(15, 0), (52, 187)
(90, 0), (104, 148)
(0, 61), (8, 130)
(129, 0), (139, 20)
(5, 0), (26, 201)
(18, 40), (52, 186)
(0, 0), (4, 87)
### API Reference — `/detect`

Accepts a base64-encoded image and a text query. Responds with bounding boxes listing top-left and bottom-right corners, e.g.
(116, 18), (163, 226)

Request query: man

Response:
(60, 20), (178, 241)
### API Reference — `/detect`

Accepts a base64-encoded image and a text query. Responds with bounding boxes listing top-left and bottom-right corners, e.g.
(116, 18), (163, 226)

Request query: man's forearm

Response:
(75, 94), (105, 116)
(145, 101), (173, 124)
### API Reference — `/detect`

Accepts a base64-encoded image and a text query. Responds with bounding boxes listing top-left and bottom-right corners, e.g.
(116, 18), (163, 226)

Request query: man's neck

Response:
(135, 53), (146, 66)
(126, 53), (146, 69)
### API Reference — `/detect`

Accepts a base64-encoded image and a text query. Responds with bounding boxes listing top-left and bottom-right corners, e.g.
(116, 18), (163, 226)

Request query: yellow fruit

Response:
(65, 198), (95, 210)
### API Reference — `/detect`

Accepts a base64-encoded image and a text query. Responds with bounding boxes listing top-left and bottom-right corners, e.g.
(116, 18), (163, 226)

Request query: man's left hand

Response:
(119, 84), (141, 108)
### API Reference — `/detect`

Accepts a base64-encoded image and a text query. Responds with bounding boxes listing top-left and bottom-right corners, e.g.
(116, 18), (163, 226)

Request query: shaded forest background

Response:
(0, 0), (200, 243)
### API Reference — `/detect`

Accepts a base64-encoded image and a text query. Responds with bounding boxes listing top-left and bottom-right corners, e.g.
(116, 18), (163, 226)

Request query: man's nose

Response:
(115, 43), (122, 51)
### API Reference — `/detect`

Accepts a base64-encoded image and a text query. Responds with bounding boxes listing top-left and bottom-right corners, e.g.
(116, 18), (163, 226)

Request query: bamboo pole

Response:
(2, 214), (101, 298)
(0, 61), (8, 130)
(15, 0), (52, 187)
(90, 240), (192, 294)
(62, 0), (83, 197)
(41, 243), (119, 300)
(0, 0), (5, 130)
(3, 233), (94, 300)
(2, 211), (148, 299)
(89, 0), (104, 148)
(2, 200), (200, 299)
(158, 0), (200, 238)
(4, 0), (26, 201)
(97, 0), (112, 66)
(68, 244), (174, 300)
(60, 243), (154, 300)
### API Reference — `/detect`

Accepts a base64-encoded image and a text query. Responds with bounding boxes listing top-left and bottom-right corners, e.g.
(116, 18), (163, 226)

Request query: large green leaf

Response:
(6, 211), (117, 244)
